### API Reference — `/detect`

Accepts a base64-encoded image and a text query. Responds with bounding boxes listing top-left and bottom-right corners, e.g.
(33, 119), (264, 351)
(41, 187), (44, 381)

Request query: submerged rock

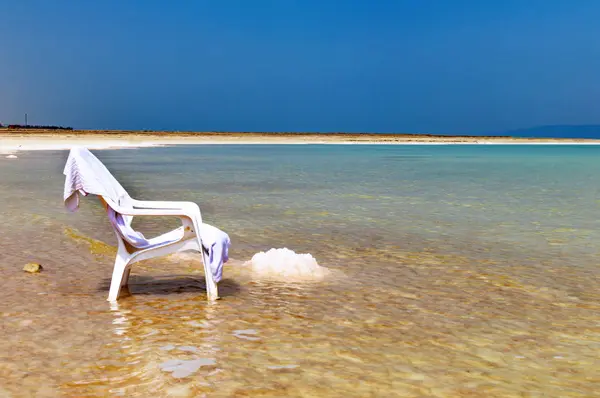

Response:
(23, 263), (43, 273)
(159, 358), (216, 378)
(63, 227), (116, 256)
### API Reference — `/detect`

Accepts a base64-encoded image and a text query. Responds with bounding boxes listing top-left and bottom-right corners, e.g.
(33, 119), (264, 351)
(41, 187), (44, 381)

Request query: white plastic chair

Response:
(64, 147), (219, 302)
(100, 196), (219, 302)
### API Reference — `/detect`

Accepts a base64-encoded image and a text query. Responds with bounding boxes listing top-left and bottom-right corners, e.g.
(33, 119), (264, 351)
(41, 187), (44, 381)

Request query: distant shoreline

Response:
(2, 129), (600, 154)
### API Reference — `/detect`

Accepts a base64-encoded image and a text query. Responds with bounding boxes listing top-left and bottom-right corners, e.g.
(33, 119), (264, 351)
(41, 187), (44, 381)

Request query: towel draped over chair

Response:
(63, 147), (229, 301)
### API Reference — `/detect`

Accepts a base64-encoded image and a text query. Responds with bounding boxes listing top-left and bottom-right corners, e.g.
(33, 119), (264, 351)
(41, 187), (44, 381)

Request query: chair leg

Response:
(108, 256), (129, 302)
(192, 220), (219, 301)
(121, 267), (132, 287)
(201, 249), (219, 301)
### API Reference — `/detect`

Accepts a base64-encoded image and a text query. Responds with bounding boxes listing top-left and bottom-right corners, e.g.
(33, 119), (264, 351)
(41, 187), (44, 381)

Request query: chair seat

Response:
(142, 227), (185, 249)
(109, 207), (184, 250)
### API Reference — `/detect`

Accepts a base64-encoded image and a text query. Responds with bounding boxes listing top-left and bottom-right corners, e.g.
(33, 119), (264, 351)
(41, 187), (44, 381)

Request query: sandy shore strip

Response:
(2, 130), (600, 154)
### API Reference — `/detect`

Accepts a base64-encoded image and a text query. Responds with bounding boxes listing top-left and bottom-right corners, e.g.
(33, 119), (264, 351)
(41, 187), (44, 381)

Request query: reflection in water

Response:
(86, 298), (225, 396)
(110, 300), (130, 337)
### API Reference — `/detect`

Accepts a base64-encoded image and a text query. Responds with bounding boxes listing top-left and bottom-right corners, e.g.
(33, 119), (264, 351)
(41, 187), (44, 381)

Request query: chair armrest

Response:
(105, 199), (197, 219)
(130, 199), (202, 220)
(130, 199), (199, 210)
(117, 207), (195, 217)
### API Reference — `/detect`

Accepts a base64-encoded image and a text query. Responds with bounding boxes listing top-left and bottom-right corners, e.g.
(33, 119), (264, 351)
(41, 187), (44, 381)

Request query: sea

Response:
(1, 144), (599, 397)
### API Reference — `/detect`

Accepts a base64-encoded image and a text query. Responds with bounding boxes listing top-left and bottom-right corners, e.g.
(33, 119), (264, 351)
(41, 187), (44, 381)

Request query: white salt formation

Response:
(246, 248), (329, 281)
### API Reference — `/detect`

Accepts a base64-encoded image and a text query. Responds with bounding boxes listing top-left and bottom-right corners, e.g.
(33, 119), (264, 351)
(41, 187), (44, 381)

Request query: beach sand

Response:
(1, 129), (599, 154)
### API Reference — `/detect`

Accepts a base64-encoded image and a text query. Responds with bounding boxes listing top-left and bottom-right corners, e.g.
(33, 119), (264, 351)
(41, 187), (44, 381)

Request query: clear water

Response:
(1, 145), (599, 397)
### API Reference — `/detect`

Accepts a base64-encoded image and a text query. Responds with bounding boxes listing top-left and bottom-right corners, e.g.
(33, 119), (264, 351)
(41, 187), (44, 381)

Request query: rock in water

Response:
(6, 155), (18, 159)
(23, 263), (43, 273)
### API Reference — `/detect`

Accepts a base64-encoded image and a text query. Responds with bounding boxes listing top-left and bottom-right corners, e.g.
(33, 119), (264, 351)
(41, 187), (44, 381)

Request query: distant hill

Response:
(6, 124), (73, 130)
(502, 125), (600, 139)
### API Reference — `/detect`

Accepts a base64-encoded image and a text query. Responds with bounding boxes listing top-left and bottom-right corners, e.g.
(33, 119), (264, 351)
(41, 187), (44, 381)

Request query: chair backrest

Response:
(67, 147), (146, 249)
(66, 147), (135, 224)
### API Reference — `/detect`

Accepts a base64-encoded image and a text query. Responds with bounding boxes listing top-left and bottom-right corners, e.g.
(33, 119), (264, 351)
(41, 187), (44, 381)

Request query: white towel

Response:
(198, 223), (230, 283)
(63, 147), (131, 213)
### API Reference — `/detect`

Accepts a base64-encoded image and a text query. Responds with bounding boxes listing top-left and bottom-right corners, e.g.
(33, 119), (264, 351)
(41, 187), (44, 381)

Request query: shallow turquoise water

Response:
(1, 144), (599, 397)
(95, 144), (600, 265)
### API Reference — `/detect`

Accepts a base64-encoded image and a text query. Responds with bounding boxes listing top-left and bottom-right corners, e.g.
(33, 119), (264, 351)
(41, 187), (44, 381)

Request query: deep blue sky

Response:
(1, 1), (598, 134)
